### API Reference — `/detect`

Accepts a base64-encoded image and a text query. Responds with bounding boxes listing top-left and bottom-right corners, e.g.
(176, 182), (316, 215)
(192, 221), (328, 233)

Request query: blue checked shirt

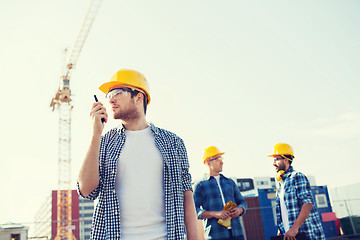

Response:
(276, 166), (325, 240)
(77, 123), (193, 239)
(193, 174), (247, 240)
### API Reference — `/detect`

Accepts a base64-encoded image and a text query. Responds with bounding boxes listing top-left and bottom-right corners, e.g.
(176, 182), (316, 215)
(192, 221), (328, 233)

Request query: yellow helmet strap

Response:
(281, 155), (293, 162)
(129, 89), (148, 115)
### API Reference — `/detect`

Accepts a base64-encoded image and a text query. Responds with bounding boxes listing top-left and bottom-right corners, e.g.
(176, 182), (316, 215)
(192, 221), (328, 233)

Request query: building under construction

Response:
(49, 1), (102, 239)
(33, 190), (94, 240)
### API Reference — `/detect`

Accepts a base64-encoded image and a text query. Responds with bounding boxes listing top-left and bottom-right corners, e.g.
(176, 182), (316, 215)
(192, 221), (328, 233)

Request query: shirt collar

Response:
(116, 122), (158, 135)
(149, 122), (159, 135)
(207, 174), (224, 181)
(282, 166), (294, 180)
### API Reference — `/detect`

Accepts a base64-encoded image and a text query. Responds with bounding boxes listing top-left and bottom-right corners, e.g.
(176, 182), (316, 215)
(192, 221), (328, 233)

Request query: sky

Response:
(0, 0), (359, 231)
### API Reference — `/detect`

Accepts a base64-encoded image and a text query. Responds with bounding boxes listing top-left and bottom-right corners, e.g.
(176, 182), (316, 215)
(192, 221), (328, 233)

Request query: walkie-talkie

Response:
(94, 95), (105, 123)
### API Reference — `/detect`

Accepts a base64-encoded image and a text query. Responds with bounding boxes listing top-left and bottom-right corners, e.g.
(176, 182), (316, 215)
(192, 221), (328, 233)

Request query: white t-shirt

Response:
(214, 175), (231, 229)
(279, 182), (290, 232)
(214, 175), (226, 207)
(115, 127), (167, 239)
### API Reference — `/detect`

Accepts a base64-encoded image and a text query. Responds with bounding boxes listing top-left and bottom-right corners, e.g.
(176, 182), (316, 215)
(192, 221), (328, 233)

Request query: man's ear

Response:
(285, 158), (291, 166)
(136, 92), (144, 104)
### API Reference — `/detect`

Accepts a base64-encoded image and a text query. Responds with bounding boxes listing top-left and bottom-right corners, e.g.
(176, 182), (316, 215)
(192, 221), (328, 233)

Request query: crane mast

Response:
(50, 1), (103, 239)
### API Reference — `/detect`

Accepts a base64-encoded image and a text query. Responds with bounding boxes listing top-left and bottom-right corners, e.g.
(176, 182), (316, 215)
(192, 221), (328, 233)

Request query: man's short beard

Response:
(113, 104), (140, 121)
(276, 163), (286, 172)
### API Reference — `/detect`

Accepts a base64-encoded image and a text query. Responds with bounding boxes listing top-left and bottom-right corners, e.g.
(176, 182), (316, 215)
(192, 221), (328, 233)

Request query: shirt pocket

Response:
(222, 181), (235, 202)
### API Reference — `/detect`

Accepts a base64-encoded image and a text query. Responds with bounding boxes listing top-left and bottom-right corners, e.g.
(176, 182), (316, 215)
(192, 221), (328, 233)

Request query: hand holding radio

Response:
(91, 95), (108, 136)
(94, 95), (106, 123)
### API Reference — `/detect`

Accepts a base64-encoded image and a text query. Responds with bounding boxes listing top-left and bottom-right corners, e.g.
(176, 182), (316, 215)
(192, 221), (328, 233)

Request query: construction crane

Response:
(50, 0), (103, 239)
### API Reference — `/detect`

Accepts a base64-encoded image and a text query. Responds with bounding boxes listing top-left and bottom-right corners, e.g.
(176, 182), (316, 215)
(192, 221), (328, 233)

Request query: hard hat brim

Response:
(99, 81), (118, 94)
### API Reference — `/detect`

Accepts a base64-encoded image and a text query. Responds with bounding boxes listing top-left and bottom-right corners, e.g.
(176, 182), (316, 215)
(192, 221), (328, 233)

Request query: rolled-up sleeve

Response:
(77, 181), (101, 200)
(295, 172), (314, 204)
(193, 182), (205, 219)
(177, 138), (192, 192)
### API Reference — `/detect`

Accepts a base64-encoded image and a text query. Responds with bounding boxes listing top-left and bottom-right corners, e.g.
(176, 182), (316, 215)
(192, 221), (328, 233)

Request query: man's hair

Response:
(130, 90), (147, 114)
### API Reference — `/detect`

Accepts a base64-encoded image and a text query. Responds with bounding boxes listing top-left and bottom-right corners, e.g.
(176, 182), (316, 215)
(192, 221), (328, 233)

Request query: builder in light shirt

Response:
(77, 69), (198, 240)
(193, 146), (247, 240)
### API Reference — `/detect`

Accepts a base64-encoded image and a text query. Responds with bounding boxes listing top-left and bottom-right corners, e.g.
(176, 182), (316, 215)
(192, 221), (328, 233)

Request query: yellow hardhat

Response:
(268, 143), (295, 159)
(99, 69), (151, 105)
(203, 146), (225, 164)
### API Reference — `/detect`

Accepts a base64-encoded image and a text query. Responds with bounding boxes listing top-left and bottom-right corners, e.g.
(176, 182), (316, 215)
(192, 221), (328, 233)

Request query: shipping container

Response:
(257, 188), (278, 240)
(312, 185), (339, 238)
(242, 197), (265, 240)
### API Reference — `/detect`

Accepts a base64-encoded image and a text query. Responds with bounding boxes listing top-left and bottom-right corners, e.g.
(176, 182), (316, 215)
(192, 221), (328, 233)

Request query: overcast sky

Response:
(1, 0), (359, 231)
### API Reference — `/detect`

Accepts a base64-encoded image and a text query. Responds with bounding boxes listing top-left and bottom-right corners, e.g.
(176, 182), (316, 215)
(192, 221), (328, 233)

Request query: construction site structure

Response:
(50, 0), (103, 239)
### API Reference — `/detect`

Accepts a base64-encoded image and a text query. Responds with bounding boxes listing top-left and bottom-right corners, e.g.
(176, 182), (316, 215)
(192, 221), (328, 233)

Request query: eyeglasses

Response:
(106, 88), (134, 100)
(274, 157), (285, 162)
(209, 156), (223, 162)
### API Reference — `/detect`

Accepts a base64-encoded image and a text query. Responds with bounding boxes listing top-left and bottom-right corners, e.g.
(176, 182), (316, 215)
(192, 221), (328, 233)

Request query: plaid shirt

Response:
(77, 123), (193, 239)
(193, 174), (247, 240)
(275, 166), (325, 240)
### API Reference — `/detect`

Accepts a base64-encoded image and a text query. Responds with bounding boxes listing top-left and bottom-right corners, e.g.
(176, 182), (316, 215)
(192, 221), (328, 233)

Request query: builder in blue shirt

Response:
(193, 146), (247, 240)
(269, 143), (325, 240)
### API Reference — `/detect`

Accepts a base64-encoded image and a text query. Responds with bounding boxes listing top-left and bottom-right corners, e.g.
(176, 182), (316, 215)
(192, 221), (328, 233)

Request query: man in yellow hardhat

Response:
(193, 146), (247, 240)
(77, 69), (198, 240)
(269, 143), (325, 240)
